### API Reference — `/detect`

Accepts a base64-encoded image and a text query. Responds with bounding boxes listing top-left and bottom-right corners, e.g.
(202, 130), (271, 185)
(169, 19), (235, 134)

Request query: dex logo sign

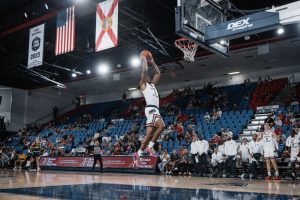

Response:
(227, 17), (253, 31)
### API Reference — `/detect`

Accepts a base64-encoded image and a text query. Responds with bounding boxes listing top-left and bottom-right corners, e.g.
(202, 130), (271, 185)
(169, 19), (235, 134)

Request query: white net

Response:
(175, 39), (198, 62)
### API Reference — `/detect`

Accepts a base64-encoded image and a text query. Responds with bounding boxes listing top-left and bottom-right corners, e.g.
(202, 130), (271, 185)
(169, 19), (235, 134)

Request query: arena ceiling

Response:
(0, 0), (299, 90)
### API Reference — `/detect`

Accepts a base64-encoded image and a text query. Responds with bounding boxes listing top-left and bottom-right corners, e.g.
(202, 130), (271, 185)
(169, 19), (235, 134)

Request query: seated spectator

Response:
(217, 128), (226, 137)
(217, 107), (222, 118)
(211, 109), (218, 124)
(277, 111), (285, 121)
(204, 112), (210, 124)
(275, 117), (282, 127)
(158, 150), (170, 174)
(165, 149), (179, 175)
(178, 148), (190, 175)
(176, 111), (188, 123)
(14, 152), (26, 170)
(173, 123), (184, 141)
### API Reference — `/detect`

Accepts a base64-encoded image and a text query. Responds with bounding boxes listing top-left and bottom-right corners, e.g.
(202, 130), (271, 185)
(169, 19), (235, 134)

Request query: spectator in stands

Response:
(176, 111), (188, 123)
(211, 147), (224, 177)
(238, 138), (250, 178)
(158, 150), (170, 174)
(173, 122), (184, 141)
(249, 133), (264, 179)
(211, 109), (218, 124)
(166, 149), (179, 175)
(204, 112), (210, 124)
(290, 116), (296, 126)
(224, 132), (238, 177)
(13, 152), (26, 170)
(190, 134), (200, 175)
(178, 148), (190, 175)
(217, 108), (222, 118)
(275, 117), (282, 127)
(92, 141), (103, 172)
(217, 128), (226, 137)
(198, 134), (209, 176)
(285, 129), (300, 180)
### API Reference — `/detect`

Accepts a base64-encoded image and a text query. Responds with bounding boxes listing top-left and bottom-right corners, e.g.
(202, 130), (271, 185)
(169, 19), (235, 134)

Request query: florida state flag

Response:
(95, 0), (118, 52)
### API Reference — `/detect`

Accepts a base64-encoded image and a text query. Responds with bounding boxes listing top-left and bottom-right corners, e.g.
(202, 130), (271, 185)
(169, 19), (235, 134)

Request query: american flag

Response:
(55, 6), (75, 55)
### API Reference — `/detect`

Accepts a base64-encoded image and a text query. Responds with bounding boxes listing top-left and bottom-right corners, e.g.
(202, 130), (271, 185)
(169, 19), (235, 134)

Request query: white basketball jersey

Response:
(141, 82), (159, 107)
(286, 136), (300, 154)
(262, 130), (275, 148)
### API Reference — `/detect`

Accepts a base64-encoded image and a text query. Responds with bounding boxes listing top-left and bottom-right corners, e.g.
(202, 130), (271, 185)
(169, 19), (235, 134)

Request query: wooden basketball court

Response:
(0, 170), (299, 199)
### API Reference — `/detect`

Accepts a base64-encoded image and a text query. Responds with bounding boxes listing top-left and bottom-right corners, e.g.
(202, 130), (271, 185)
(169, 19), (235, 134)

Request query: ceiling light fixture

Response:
(97, 64), (109, 75)
(277, 27), (285, 35)
(130, 56), (141, 67)
(228, 71), (240, 75)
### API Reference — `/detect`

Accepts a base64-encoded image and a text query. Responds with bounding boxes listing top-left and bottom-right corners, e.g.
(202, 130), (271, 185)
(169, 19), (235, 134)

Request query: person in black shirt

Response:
(166, 149), (179, 174)
(92, 141), (103, 172)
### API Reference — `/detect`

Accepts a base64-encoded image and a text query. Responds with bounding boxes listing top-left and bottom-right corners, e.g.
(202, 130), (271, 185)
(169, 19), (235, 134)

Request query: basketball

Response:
(140, 50), (152, 61)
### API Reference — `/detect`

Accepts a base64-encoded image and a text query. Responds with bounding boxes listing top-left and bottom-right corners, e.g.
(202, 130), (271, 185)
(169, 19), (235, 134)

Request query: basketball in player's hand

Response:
(140, 50), (152, 61)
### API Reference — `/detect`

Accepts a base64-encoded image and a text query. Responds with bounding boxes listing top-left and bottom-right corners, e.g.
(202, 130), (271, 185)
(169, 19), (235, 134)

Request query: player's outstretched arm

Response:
(139, 55), (148, 91)
(150, 58), (160, 86)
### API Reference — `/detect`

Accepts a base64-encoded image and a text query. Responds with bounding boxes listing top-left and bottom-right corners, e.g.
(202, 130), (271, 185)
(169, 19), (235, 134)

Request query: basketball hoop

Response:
(175, 38), (198, 62)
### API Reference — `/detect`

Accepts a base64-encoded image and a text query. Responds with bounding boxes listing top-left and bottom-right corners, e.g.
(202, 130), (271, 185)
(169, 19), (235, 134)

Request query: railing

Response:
(25, 103), (74, 127)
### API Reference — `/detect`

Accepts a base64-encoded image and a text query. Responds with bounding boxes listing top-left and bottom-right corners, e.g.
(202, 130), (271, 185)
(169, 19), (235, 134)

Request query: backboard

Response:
(175, 0), (229, 57)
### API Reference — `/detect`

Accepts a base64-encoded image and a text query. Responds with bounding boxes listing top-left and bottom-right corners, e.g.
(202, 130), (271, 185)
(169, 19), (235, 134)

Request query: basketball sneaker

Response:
(133, 152), (140, 168)
(273, 176), (281, 180)
(265, 176), (273, 181)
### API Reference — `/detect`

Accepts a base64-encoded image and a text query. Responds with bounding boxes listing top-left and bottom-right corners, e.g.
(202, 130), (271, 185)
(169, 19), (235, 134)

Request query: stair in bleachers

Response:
(240, 112), (272, 141)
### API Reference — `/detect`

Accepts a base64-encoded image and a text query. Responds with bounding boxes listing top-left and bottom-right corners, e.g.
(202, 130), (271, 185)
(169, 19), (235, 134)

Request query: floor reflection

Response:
(0, 182), (298, 200)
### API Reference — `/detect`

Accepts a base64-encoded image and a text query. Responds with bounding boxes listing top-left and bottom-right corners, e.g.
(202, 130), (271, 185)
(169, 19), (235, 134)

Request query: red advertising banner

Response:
(39, 156), (158, 170)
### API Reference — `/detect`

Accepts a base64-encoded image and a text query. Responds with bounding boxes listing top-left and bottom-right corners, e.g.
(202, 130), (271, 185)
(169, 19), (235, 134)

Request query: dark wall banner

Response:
(39, 156), (158, 173)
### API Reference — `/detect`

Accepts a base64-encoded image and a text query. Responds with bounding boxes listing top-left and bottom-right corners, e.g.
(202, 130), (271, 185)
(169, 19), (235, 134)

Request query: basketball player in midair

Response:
(135, 52), (165, 160)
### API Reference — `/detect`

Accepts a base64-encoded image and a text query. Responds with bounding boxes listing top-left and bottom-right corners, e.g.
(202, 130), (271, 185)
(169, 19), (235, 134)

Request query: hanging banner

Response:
(95, 0), (118, 52)
(28, 24), (45, 68)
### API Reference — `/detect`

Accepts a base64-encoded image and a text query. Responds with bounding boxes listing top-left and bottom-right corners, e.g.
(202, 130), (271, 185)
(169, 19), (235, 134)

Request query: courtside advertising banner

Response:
(28, 24), (45, 68)
(39, 156), (157, 169)
(95, 0), (118, 52)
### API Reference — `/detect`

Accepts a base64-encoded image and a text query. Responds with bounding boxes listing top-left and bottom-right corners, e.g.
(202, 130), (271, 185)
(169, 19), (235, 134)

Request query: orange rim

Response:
(175, 38), (198, 48)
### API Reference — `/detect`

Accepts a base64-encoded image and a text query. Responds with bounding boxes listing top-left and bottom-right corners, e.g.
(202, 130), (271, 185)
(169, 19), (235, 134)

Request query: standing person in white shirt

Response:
(239, 138), (251, 178)
(190, 134), (200, 175)
(261, 123), (280, 180)
(224, 132), (238, 177)
(198, 134), (209, 176)
(249, 133), (264, 179)
(211, 147), (224, 177)
(285, 129), (300, 180)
